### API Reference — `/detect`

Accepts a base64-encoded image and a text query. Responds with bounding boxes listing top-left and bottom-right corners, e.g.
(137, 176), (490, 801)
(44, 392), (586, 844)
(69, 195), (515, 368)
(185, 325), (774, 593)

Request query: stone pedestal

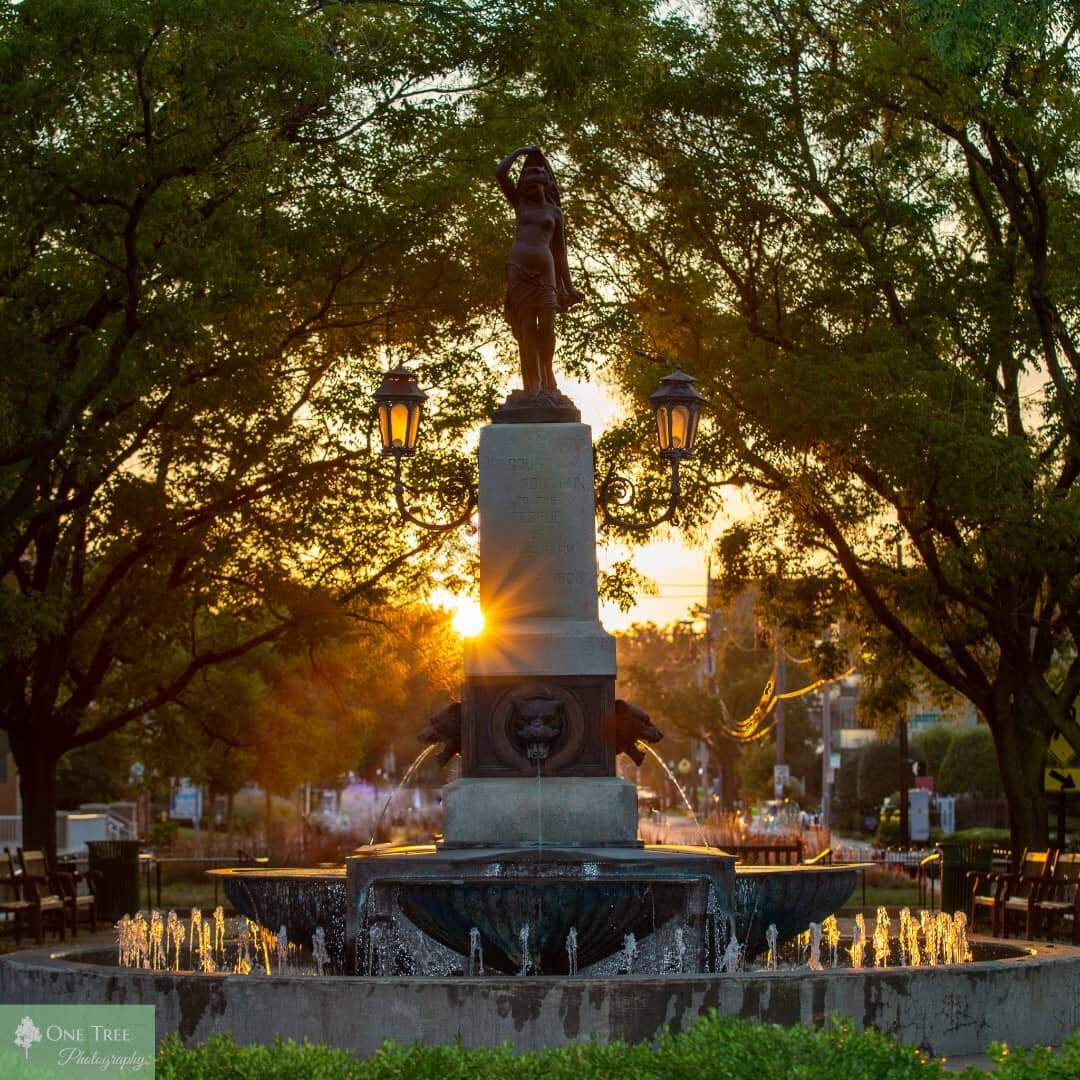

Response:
(442, 777), (637, 847)
(444, 422), (628, 845)
(461, 423), (616, 780)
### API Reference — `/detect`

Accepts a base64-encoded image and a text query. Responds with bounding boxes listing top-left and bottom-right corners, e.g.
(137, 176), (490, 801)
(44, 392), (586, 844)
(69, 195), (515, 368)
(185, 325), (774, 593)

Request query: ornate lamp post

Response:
(599, 366), (707, 531)
(372, 364), (477, 532)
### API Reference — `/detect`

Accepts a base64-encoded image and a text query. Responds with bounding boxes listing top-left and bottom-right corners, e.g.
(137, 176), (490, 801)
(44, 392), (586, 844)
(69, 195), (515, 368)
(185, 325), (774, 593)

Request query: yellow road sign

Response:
(1048, 730), (1076, 766)
(1045, 766), (1080, 793)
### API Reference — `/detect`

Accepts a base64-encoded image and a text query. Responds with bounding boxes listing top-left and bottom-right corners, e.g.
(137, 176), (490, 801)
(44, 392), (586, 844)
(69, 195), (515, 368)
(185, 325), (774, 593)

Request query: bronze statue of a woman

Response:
(496, 147), (584, 402)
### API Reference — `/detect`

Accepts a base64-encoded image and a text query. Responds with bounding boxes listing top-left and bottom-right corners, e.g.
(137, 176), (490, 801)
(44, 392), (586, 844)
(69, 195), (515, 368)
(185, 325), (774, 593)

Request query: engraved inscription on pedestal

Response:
(479, 425), (600, 624)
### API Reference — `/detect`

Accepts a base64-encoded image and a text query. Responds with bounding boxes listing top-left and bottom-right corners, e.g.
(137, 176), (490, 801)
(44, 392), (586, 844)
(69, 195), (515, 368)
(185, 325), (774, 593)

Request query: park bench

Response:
(1029, 851), (1080, 944)
(998, 849), (1057, 939)
(727, 841), (805, 865)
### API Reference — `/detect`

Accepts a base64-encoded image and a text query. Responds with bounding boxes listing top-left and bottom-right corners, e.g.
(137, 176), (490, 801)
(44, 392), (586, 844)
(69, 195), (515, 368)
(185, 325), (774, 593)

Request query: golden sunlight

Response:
(450, 599), (485, 638)
(431, 589), (485, 636)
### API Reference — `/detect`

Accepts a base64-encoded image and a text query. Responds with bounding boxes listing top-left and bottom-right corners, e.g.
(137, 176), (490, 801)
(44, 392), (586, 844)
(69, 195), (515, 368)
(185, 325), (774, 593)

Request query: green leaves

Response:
(154, 1015), (952, 1078)
(0, 0), (663, 852)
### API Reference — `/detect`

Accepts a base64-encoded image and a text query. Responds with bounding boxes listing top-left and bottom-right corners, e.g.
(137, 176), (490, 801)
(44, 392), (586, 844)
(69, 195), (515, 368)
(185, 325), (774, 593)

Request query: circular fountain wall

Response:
(2, 936), (1078, 1057)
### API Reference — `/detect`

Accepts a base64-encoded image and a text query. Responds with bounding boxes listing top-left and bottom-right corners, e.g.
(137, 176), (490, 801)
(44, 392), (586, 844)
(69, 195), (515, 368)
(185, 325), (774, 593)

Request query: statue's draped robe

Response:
(504, 257), (559, 342)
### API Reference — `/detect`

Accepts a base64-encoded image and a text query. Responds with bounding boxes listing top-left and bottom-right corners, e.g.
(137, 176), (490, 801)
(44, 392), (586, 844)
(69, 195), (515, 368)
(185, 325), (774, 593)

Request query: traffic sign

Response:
(1048, 730), (1076, 766)
(1044, 767), (1080, 793)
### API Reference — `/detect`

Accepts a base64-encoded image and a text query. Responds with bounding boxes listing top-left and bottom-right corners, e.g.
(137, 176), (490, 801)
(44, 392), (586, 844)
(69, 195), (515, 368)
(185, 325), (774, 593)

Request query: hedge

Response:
(154, 1012), (1080, 1079)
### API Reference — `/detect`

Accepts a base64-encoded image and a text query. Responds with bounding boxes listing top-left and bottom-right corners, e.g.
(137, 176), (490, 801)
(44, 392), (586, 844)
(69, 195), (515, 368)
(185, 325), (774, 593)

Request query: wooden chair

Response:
(0, 849), (32, 945)
(1030, 852), (1080, 944)
(5, 849), (65, 945)
(967, 867), (1004, 935)
(998, 849), (1056, 939)
(18, 849), (97, 937)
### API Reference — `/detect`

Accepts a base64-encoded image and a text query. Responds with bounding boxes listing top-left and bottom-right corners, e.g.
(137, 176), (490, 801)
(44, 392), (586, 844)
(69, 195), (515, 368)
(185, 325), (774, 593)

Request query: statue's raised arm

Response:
(495, 146), (584, 413)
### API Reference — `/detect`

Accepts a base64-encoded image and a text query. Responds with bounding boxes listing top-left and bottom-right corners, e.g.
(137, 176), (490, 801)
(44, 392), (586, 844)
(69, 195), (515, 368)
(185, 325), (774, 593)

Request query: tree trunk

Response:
(226, 791), (235, 857)
(12, 738), (61, 867)
(990, 692), (1051, 855)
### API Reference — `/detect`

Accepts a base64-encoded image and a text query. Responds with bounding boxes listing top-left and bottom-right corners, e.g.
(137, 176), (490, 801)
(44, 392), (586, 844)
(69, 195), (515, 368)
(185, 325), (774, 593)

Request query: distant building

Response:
(0, 732), (19, 816)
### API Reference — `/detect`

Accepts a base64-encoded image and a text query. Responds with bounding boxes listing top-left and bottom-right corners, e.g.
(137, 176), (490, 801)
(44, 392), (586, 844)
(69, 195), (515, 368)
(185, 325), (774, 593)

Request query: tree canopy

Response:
(937, 726), (1004, 798)
(574, 0), (1079, 849)
(0, 0), (652, 857)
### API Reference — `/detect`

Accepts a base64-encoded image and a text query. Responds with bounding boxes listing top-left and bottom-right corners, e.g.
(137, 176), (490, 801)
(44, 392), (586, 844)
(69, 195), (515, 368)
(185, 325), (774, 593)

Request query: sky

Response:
(565, 372), (714, 632)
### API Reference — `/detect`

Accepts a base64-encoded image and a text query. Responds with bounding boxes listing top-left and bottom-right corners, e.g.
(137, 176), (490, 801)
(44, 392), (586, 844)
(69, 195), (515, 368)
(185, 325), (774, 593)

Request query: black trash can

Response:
(939, 842), (992, 915)
(86, 841), (142, 921)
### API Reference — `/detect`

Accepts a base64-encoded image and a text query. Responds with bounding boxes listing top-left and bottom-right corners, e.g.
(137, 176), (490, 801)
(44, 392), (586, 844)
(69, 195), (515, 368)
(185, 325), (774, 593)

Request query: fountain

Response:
(3, 145), (1080, 1059)
(208, 309), (853, 977)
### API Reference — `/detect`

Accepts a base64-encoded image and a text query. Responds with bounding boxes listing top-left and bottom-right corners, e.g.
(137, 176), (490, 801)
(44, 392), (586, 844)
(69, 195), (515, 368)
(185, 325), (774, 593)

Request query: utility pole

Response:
(774, 629), (786, 768)
(899, 715), (910, 847)
(821, 681), (832, 835)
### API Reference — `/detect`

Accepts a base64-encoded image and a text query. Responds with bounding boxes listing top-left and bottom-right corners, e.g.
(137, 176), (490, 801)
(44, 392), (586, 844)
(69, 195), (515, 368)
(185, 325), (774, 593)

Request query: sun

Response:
(431, 588), (485, 636)
(447, 598), (485, 638)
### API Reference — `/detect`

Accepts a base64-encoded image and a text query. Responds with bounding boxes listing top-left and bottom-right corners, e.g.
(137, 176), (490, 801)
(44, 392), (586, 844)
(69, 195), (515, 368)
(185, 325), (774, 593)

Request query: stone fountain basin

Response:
(211, 848), (862, 972)
(397, 877), (706, 974)
(735, 863), (865, 957)
(2, 937), (1075, 1059)
(208, 867), (347, 966)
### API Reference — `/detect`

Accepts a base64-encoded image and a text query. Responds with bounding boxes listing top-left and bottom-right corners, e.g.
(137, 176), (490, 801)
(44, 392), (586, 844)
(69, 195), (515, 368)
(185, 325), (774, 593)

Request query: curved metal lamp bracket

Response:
(391, 455), (477, 533)
(597, 457), (682, 533)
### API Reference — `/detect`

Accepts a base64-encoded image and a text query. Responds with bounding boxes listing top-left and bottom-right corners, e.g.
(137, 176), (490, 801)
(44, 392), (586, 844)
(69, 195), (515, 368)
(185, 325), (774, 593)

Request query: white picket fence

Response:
(0, 810), (117, 854)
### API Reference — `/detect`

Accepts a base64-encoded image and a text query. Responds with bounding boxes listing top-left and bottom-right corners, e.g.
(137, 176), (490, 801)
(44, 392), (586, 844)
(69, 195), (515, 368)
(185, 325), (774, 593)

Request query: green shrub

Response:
(937, 727), (1003, 798)
(155, 1015), (945, 1079)
(974, 1028), (1080, 1078)
(149, 817), (180, 849)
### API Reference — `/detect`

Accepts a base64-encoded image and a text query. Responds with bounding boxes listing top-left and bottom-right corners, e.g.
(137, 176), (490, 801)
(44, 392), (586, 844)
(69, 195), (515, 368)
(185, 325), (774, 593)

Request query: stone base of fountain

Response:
(442, 777), (638, 846)
(4, 937), (1078, 1057)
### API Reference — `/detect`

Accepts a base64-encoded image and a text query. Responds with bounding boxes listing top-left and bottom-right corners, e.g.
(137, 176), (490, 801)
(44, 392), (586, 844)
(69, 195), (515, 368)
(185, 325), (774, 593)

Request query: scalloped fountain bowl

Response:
(205, 850), (863, 975)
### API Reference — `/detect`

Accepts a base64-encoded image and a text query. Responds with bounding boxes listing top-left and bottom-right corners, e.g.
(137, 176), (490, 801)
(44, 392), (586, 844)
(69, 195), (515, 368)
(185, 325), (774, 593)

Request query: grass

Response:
(151, 881), (233, 914)
(853, 884), (925, 909)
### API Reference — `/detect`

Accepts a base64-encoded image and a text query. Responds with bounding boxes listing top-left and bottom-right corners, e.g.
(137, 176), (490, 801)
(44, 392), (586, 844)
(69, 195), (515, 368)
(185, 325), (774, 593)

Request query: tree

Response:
(855, 743), (904, 810)
(937, 726), (1005, 798)
(911, 726), (956, 782)
(137, 604), (461, 851)
(0, 0), (653, 860)
(575, 0), (1079, 850)
(615, 619), (821, 806)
